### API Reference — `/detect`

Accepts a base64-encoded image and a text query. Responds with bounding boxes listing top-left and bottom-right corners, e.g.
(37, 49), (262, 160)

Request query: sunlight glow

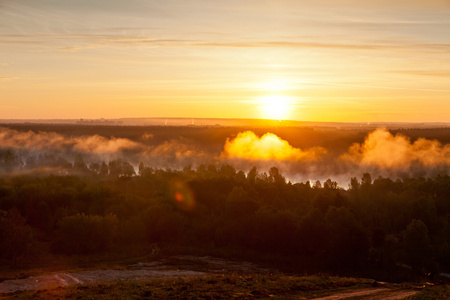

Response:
(260, 95), (292, 121)
(265, 79), (289, 91)
(222, 131), (326, 161)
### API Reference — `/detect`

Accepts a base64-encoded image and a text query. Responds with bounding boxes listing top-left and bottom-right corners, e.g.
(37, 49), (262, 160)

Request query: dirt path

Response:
(311, 287), (419, 300)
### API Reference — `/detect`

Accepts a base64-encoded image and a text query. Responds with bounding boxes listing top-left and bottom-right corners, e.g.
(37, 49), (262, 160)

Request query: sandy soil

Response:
(311, 286), (419, 300)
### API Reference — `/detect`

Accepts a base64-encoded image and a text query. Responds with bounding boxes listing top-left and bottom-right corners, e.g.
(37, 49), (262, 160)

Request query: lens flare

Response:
(170, 179), (195, 210)
(174, 192), (184, 202)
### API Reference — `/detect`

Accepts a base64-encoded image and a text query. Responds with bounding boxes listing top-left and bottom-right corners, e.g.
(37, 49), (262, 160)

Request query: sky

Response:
(1, 0), (449, 122)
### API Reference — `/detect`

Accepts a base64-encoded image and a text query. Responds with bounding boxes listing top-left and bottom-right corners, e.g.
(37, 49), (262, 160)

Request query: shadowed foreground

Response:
(2, 256), (442, 299)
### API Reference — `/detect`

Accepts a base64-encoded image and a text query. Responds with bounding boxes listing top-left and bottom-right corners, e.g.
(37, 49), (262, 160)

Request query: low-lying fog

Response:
(1, 125), (449, 187)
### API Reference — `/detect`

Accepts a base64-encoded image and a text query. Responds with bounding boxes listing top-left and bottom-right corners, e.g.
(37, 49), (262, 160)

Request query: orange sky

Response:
(1, 0), (449, 122)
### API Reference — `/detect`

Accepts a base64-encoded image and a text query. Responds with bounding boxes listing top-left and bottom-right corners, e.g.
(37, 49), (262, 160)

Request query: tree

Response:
(269, 167), (285, 186)
(0, 208), (34, 266)
(325, 207), (369, 267)
(73, 154), (88, 172)
(324, 179), (338, 189)
(3, 150), (19, 172)
(138, 162), (145, 176)
(349, 177), (360, 191)
(100, 161), (109, 176)
(56, 156), (72, 169)
(313, 180), (322, 189)
(219, 164), (236, 177)
(109, 159), (123, 177)
(298, 209), (327, 256)
(122, 161), (136, 177)
(247, 167), (257, 184)
(225, 186), (259, 219)
(25, 156), (36, 170)
(402, 219), (435, 273)
(207, 164), (217, 174)
(52, 213), (118, 255)
(361, 173), (372, 187)
(89, 162), (101, 174)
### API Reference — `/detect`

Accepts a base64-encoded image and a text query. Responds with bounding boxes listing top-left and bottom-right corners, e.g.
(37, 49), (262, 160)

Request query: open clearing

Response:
(0, 256), (271, 294)
(0, 256), (426, 299)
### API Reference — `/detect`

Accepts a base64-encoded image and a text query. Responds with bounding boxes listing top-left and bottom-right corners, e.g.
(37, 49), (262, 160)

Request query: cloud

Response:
(296, 79), (450, 93)
(194, 41), (389, 50)
(0, 40), (42, 45)
(342, 128), (450, 169)
(391, 69), (450, 78)
(3, 30), (449, 53)
(222, 131), (326, 161)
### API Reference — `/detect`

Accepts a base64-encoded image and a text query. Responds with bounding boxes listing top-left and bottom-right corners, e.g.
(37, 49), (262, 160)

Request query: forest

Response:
(0, 124), (450, 281)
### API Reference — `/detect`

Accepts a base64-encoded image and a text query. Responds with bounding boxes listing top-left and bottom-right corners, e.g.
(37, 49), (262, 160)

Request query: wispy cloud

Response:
(1, 32), (449, 54)
(295, 79), (450, 93)
(391, 70), (450, 78)
(0, 40), (42, 45)
(193, 41), (387, 50)
(0, 76), (19, 81)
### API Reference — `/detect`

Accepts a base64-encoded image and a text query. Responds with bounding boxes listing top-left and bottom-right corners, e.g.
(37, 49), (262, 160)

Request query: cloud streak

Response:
(2, 33), (449, 54)
(296, 79), (450, 93)
(0, 77), (19, 81)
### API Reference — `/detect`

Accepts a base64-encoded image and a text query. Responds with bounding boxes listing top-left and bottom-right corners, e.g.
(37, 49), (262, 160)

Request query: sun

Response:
(260, 95), (291, 121)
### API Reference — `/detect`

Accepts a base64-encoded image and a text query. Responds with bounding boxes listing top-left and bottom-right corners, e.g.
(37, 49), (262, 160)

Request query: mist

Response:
(222, 131), (326, 161)
(344, 128), (450, 168)
(0, 126), (449, 188)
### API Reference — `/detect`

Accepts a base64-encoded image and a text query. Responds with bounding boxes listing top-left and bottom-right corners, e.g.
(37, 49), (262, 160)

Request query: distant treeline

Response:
(1, 165), (449, 277)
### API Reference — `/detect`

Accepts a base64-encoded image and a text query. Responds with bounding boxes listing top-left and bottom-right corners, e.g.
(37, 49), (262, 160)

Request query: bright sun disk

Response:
(260, 95), (291, 121)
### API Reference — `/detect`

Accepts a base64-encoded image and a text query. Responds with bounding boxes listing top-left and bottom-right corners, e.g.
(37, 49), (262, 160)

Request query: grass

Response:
(5, 273), (371, 299)
(404, 284), (450, 300)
